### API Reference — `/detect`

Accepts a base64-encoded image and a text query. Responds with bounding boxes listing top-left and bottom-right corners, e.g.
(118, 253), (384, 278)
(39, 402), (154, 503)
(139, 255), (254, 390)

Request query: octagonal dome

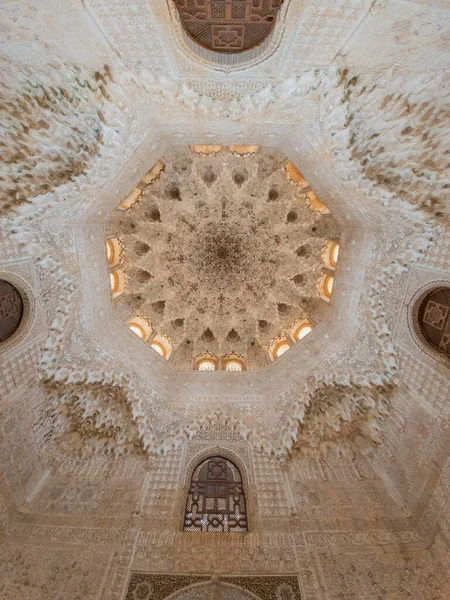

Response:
(105, 147), (341, 371)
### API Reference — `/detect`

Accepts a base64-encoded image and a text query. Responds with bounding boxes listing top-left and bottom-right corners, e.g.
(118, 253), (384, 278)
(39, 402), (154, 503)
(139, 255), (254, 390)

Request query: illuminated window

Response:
(109, 268), (126, 299)
(141, 159), (164, 185)
(325, 275), (334, 297)
(127, 316), (152, 340)
(275, 342), (290, 358)
(119, 187), (142, 211)
(110, 271), (118, 293)
(228, 146), (259, 156)
(306, 190), (330, 215)
(225, 360), (242, 372)
(128, 323), (145, 339)
(106, 237), (122, 268)
(184, 456), (247, 532)
(295, 324), (312, 341)
(106, 239), (113, 263)
(284, 162), (309, 188)
(331, 243), (340, 267)
(151, 341), (166, 357)
(198, 360), (216, 371)
(191, 145), (222, 155)
(318, 273), (334, 303)
(150, 333), (173, 359)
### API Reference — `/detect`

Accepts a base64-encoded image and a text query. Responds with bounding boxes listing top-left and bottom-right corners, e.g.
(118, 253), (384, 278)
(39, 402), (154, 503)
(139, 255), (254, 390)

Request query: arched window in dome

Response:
(127, 316), (152, 341)
(110, 268), (126, 299)
(198, 359), (216, 371)
(141, 160), (165, 185)
(318, 274), (334, 303)
(417, 287), (450, 359)
(151, 340), (166, 357)
(150, 334), (173, 360)
(106, 239), (113, 263)
(129, 323), (145, 338)
(228, 146), (259, 156)
(110, 271), (118, 293)
(106, 237), (122, 268)
(322, 241), (340, 270)
(268, 337), (291, 361)
(191, 145), (222, 156)
(292, 320), (313, 342)
(195, 353), (218, 371)
(331, 243), (340, 268)
(224, 359), (244, 371)
(306, 190), (330, 215)
(275, 341), (290, 357)
(119, 187), (142, 211)
(184, 456), (248, 532)
(284, 161), (309, 189)
(325, 275), (334, 296)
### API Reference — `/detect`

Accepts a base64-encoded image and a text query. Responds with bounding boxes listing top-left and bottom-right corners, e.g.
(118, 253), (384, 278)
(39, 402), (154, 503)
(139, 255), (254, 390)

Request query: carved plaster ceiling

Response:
(1, 0), (449, 460)
(106, 148), (340, 370)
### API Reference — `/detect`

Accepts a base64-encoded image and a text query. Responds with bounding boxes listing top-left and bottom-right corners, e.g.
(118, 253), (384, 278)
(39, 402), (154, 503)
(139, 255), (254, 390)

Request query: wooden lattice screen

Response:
(175, 0), (284, 54)
(184, 456), (248, 532)
(0, 280), (23, 342)
(418, 287), (450, 358)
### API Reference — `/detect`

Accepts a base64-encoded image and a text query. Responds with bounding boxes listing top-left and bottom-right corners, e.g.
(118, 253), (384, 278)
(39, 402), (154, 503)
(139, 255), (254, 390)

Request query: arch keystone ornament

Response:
(174, 0), (284, 54)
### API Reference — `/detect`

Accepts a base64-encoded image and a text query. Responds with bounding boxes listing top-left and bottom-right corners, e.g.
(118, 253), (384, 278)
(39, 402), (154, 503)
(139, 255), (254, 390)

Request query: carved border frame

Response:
(163, 0), (293, 74)
(394, 263), (450, 374)
(0, 259), (46, 358)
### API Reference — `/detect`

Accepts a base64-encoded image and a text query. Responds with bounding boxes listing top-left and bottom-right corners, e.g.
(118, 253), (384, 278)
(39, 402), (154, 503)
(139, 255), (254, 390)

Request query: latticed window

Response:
(184, 456), (248, 532)
(418, 287), (450, 359)
(174, 0), (283, 55)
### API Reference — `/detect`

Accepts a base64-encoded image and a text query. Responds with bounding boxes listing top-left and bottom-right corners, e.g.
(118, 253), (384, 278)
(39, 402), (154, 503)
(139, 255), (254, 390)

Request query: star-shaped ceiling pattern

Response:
(105, 148), (341, 370)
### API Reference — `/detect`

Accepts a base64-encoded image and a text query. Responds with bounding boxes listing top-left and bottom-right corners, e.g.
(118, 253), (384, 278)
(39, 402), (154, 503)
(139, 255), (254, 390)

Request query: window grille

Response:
(174, 0), (283, 54)
(0, 280), (24, 342)
(184, 456), (248, 532)
(418, 287), (450, 359)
